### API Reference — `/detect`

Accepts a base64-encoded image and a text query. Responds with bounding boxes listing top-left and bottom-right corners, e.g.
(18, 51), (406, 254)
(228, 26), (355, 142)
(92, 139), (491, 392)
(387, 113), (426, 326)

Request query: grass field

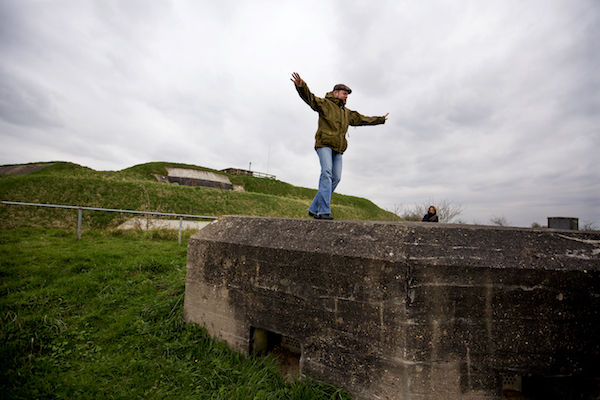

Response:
(0, 228), (351, 399)
(0, 161), (397, 398)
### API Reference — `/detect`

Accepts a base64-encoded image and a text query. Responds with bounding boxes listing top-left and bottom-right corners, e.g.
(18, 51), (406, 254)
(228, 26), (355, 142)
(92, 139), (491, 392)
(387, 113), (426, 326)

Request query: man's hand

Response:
(290, 72), (304, 87)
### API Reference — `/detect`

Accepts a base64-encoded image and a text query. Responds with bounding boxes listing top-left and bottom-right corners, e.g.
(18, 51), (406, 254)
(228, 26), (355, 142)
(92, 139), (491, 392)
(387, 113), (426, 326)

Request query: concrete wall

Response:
(165, 167), (231, 184)
(184, 216), (600, 399)
(165, 167), (233, 190)
(547, 217), (579, 230)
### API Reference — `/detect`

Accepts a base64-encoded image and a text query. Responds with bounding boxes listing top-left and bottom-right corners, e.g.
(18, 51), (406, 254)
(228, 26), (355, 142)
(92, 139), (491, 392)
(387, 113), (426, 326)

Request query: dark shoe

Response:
(308, 211), (317, 218)
(317, 213), (334, 220)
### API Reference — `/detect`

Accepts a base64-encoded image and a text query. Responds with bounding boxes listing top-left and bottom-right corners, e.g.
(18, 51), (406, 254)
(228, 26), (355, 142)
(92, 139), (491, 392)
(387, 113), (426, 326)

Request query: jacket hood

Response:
(325, 91), (345, 107)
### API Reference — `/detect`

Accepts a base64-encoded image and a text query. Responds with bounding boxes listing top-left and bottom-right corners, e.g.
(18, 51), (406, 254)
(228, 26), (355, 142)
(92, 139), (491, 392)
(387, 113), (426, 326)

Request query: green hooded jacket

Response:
(295, 83), (386, 154)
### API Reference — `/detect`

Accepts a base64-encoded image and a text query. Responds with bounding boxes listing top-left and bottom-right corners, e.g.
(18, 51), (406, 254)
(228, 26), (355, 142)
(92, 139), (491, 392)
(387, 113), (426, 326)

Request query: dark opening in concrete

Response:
(250, 327), (301, 380)
(499, 373), (600, 399)
(521, 375), (600, 399)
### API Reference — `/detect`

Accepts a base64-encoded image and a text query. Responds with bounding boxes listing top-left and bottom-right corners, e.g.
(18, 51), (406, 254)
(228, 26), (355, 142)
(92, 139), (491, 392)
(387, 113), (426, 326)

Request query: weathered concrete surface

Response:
(164, 167), (233, 190)
(184, 216), (600, 399)
(117, 217), (212, 231)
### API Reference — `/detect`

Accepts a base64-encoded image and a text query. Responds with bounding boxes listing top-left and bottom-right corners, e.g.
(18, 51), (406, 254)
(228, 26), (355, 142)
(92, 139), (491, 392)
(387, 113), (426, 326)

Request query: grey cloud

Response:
(0, 0), (598, 227)
(0, 68), (62, 128)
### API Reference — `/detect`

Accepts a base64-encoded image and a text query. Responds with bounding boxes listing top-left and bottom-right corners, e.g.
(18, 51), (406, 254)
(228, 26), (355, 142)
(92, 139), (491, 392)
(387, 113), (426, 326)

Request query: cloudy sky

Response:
(1, 0), (598, 227)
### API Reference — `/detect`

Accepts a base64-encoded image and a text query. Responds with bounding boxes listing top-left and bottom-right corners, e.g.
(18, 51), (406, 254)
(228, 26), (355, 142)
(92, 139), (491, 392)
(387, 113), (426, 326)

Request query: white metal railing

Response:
(1, 200), (217, 244)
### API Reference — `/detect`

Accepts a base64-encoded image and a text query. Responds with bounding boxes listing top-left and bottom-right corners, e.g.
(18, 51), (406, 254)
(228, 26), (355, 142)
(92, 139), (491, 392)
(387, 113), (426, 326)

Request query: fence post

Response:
(77, 208), (82, 240)
(178, 217), (183, 245)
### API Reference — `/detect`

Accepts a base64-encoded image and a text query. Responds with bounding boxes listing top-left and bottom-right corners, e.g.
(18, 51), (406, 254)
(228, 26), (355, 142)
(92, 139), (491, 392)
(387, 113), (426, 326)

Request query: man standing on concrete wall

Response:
(291, 72), (388, 220)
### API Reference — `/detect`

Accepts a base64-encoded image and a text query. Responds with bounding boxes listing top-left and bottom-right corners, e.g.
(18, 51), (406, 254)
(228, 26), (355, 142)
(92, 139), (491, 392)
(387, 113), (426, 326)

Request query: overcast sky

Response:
(1, 0), (598, 227)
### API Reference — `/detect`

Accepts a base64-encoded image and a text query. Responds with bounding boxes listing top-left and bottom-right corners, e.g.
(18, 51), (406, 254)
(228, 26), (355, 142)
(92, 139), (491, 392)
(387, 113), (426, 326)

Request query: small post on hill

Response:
(178, 217), (183, 245)
(77, 208), (83, 240)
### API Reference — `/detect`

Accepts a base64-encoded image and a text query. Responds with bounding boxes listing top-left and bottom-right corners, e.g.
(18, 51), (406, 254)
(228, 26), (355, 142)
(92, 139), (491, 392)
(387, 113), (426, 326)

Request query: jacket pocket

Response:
(319, 131), (338, 148)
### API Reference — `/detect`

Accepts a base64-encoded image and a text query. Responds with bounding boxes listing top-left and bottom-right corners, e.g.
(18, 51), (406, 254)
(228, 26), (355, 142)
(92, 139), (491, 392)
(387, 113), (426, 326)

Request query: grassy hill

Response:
(0, 161), (386, 399)
(0, 161), (400, 229)
(1, 162), (397, 398)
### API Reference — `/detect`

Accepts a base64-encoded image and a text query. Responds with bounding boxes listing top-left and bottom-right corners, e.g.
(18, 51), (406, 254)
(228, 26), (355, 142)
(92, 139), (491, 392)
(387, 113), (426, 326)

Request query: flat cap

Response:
(333, 84), (352, 94)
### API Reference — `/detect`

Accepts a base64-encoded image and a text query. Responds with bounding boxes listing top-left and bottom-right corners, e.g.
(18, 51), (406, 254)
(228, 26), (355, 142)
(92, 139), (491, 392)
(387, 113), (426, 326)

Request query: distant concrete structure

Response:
(117, 217), (212, 231)
(154, 167), (237, 190)
(222, 167), (276, 180)
(184, 217), (600, 400)
(548, 217), (579, 230)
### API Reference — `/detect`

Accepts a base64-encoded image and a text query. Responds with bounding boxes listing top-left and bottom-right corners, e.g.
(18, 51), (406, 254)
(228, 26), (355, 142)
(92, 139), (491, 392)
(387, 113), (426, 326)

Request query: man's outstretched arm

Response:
(290, 72), (322, 112)
(349, 110), (389, 126)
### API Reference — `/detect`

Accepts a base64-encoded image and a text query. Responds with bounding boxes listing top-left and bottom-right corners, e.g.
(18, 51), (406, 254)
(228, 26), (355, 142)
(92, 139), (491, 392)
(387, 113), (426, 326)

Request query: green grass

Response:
(0, 228), (351, 399)
(0, 162), (393, 398)
(0, 161), (400, 229)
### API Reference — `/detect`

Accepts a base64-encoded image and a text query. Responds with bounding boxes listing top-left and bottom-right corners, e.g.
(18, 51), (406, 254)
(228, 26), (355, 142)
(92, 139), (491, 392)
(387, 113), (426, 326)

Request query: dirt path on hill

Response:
(0, 163), (54, 176)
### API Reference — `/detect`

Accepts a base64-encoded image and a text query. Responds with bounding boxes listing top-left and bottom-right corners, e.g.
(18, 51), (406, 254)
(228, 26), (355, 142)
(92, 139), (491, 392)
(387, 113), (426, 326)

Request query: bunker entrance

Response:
(521, 375), (599, 399)
(500, 373), (599, 399)
(250, 327), (301, 380)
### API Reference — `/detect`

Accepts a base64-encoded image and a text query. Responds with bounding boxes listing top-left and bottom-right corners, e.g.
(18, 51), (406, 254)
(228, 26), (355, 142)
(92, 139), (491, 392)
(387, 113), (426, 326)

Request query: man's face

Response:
(333, 89), (349, 104)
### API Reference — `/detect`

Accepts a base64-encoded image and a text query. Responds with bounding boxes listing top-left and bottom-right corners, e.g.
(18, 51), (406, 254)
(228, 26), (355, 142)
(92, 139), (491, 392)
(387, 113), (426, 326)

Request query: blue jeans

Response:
(308, 147), (342, 215)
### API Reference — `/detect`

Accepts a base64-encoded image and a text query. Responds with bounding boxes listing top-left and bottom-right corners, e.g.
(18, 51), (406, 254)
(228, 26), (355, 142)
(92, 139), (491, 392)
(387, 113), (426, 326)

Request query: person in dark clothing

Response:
(422, 205), (439, 222)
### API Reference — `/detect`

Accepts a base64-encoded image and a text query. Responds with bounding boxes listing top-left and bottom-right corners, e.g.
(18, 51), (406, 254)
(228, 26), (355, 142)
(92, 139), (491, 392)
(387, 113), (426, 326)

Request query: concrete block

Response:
(184, 216), (600, 399)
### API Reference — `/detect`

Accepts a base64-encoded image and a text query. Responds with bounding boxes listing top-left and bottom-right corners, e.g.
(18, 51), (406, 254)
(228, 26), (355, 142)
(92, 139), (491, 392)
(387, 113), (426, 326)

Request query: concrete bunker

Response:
(184, 216), (600, 399)
(154, 167), (243, 190)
